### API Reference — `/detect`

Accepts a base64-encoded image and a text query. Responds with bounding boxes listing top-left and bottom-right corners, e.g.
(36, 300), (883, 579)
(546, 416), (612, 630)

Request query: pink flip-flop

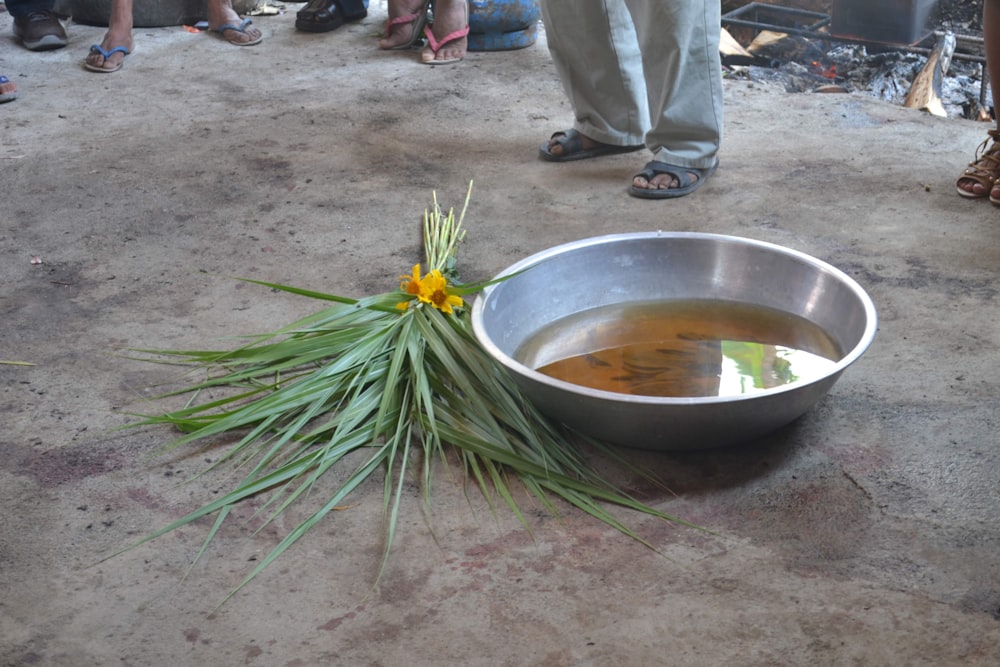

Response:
(380, 0), (431, 50)
(420, 2), (469, 65)
(420, 23), (469, 64)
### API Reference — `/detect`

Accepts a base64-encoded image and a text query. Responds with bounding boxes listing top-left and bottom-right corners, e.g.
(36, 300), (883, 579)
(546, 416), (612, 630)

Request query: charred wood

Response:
(904, 31), (958, 116)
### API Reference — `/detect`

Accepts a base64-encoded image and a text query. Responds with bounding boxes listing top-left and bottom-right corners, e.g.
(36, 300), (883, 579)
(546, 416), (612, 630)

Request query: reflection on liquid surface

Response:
(517, 299), (842, 398)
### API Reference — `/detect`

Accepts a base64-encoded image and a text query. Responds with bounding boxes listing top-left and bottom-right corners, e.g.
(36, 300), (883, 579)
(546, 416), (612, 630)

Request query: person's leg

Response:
(540, 0), (648, 151)
(957, 0), (1000, 199)
(84, 0), (133, 73)
(379, 0), (430, 49)
(7, 0), (68, 51)
(627, 0), (722, 193)
(206, 0), (263, 45)
(420, 0), (468, 64)
(984, 0), (1000, 120)
(5, 0), (56, 16)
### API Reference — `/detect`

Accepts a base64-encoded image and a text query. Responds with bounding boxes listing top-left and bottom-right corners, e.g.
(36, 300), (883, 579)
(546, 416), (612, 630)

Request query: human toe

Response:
(84, 43), (131, 72)
(430, 44), (461, 62)
(632, 173), (677, 191)
(0, 75), (17, 103)
(957, 176), (986, 196)
(229, 25), (262, 44)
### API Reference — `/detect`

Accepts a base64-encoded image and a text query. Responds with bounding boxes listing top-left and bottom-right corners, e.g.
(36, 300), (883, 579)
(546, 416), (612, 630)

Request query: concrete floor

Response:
(2, 3), (1000, 665)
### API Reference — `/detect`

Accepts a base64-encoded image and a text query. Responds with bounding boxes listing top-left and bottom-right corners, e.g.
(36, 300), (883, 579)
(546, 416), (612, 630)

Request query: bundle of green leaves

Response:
(120, 185), (692, 605)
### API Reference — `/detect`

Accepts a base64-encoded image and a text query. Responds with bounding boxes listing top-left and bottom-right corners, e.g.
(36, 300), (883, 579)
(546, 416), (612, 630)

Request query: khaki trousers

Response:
(541, 0), (723, 168)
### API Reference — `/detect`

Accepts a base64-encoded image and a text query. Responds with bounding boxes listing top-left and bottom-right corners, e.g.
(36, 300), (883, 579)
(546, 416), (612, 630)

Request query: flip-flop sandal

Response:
(83, 44), (130, 73)
(213, 18), (263, 46)
(420, 2), (469, 65)
(0, 75), (17, 103)
(956, 129), (1000, 200)
(539, 129), (644, 162)
(628, 160), (718, 200)
(421, 24), (469, 64)
(380, 0), (431, 50)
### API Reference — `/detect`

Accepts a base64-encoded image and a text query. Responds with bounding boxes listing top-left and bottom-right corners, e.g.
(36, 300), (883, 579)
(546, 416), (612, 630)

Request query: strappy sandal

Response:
(379, 0), (431, 50)
(956, 129), (1000, 201)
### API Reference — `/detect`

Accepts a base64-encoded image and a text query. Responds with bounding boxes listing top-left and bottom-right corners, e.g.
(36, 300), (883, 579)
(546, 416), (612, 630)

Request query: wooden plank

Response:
(904, 32), (957, 117)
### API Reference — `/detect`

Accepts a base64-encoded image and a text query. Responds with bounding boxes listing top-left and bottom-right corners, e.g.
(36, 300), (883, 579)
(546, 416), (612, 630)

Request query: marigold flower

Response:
(397, 264), (425, 310)
(400, 264), (422, 295)
(420, 269), (463, 314)
(397, 265), (462, 314)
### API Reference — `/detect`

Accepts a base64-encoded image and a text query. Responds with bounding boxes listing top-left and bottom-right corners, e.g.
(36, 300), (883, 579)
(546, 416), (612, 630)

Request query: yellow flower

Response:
(400, 264), (422, 295)
(397, 264), (423, 311)
(397, 264), (462, 314)
(419, 269), (463, 315)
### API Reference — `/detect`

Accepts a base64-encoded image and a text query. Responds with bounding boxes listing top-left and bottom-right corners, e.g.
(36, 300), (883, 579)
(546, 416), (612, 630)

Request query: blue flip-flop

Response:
(0, 75), (17, 103)
(213, 18), (263, 46)
(84, 44), (131, 73)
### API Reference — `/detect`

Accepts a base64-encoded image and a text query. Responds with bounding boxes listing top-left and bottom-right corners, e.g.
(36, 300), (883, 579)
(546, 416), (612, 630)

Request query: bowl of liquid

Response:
(471, 232), (877, 450)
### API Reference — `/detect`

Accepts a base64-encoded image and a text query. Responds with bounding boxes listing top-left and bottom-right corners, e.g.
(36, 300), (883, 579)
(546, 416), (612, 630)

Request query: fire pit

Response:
(721, 0), (988, 119)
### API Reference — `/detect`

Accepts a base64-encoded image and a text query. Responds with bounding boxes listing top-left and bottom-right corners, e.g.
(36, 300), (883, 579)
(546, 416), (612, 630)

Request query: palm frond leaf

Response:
(114, 183), (697, 604)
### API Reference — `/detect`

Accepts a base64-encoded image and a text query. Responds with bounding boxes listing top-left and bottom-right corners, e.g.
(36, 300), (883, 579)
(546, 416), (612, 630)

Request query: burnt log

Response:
(746, 30), (829, 67)
(904, 31), (957, 117)
(720, 27), (755, 66)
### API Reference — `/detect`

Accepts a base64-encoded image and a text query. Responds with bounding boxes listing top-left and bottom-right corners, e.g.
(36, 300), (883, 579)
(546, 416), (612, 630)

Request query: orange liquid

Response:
(516, 300), (841, 398)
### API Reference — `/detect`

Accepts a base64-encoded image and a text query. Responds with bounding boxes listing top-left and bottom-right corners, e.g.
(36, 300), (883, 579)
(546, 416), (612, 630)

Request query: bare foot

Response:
(85, 0), (133, 72)
(421, 0), (467, 64)
(545, 131), (599, 159)
(957, 175), (991, 197)
(632, 171), (694, 192)
(630, 161), (717, 198)
(0, 75), (17, 102)
(207, 0), (262, 45)
(85, 28), (134, 72)
(378, 0), (428, 50)
(957, 130), (1000, 198)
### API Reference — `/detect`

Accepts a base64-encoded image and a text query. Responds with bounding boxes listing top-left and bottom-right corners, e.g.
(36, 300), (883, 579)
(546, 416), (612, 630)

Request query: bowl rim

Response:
(470, 231), (878, 406)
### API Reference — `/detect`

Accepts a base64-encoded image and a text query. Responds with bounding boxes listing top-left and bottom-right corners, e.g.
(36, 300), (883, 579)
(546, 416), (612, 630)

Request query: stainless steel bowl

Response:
(471, 232), (877, 450)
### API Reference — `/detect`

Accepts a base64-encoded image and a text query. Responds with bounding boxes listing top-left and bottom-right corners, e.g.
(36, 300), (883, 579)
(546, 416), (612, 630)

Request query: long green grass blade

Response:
(112, 188), (699, 606)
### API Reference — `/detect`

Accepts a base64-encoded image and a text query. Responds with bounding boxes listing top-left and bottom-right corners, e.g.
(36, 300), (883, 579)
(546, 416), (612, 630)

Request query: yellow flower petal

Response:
(419, 269), (463, 314)
(399, 264), (422, 295)
(416, 269), (441, 305)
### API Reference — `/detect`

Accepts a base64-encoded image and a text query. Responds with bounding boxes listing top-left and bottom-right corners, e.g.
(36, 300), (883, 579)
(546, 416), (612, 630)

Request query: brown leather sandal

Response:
(956, 129), (1000, 200)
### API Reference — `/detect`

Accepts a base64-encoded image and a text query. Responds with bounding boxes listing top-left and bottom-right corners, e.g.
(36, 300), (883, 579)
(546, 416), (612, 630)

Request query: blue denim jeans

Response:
(6, 0), (56, 18)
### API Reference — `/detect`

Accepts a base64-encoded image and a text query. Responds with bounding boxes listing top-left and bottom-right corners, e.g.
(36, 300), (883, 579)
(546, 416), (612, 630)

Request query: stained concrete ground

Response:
(2, 3), (1000, 665)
